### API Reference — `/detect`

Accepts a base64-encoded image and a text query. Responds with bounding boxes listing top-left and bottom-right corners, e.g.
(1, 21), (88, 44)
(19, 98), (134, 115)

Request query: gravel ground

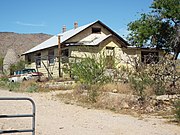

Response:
(0, 89), (179, 135)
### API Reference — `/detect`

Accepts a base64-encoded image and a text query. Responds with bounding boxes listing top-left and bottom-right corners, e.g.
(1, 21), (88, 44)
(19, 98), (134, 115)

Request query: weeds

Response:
(87, 85), (99, 103)
(174, 99), (180, 123)
(99, 82), (133, 94)
(26, 83), (38, 93)
(8, 82), (20, 91)
(0, 75), (9, 89)
(129, 72), (153, 101)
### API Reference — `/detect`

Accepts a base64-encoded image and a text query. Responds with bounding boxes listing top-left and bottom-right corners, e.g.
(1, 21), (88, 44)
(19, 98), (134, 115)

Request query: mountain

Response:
(0, 32), (52, 58)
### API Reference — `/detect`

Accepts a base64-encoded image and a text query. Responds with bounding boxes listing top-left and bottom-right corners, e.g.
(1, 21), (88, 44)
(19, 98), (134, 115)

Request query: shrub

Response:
(0, 56), (3, 73)
(0, 75), (21, 91)
(69, 54), (113, 102)
(9, 60), (25, 75)
(87, 85), (99, 103)
(129, 72), (153, 101)
(26, 83), (38, 93)
(0, 75), (10, 89)
(148, 58), (180, 95)
(8, 82), (20, 91)
(70, 56), (111, 85)
(174, 99), (180, 123)
(0, 75), (9, 82)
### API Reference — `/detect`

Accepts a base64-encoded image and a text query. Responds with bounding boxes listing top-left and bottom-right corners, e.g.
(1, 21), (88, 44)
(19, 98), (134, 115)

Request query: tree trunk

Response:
(174, 52), (179, 60)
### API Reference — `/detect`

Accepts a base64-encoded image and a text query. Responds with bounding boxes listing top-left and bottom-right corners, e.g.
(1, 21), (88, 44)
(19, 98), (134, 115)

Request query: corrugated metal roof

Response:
(23, 35), (58, 54)
(23, 20), (129, 55)
(22, 21), (97, 55)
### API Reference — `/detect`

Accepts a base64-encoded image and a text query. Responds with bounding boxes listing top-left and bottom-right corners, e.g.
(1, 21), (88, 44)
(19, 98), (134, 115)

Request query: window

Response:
(62, 49), (69, 57)
(27, 54), (31, 64)
(62, 49), (69, 63)
(92, 27), (101, 34)
(48, 49), (55, 65)
(106, 47), (114, 50)
(106, 56), (115, 69)
(106, 46), (114, 56)
(35, 53), (41, 68)
(141, 51), (159, 64)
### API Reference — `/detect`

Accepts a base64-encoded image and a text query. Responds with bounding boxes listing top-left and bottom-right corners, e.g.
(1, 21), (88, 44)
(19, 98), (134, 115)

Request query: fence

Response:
(0, 97), (36, 135)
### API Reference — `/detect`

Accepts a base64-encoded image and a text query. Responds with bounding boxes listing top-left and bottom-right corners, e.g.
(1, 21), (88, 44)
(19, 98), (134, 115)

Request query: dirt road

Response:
(0, 89), (179, 135)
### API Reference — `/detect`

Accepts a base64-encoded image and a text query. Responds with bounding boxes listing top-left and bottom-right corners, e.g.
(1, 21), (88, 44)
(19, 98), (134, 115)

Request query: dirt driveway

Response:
(0, 89), (179, 135)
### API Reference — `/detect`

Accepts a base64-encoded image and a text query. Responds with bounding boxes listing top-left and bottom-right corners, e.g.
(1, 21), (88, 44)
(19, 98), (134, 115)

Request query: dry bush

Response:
(18, 80), (50, 93)
(19, 80), (35, 90)
(144, 86), (156, 96)
(18, 80), (39, 93)
(56, 88), (89, 107)
(56, 85), (89, 102)
(99, 82), (133, 94)
(95, 92), (139, 115)
(39, 79), (76, 91)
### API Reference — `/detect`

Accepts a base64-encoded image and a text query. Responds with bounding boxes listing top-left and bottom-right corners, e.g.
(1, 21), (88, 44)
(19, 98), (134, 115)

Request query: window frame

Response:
(27, 54), (31, 64)
(48, 49), (55, 65)
(92, 27), (101, 34)
(35, 53), (41, 68)
(61, 49), (69, 63)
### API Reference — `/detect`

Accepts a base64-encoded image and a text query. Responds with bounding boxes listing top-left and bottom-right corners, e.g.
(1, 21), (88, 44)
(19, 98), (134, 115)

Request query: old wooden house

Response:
(22, 20), (163, 78)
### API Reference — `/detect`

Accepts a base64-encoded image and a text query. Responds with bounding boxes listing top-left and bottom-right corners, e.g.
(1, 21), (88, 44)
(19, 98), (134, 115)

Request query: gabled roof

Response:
(22, 20), (129, 55)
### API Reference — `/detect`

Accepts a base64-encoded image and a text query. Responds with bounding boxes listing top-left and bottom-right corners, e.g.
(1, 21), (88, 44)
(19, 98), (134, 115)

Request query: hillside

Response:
(0, 32), (52, 58)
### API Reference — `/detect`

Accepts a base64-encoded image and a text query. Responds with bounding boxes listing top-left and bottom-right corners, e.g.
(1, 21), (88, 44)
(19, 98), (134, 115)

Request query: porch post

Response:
(58, 34), (62, 77)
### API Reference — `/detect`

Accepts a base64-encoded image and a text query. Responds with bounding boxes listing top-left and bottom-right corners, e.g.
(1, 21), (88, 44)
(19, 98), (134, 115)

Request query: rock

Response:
(156, 94), (180, 101)
(112, 89), (118, 93)
(145, 106), (154, 113)
(59, 127), (64, 129)
(121, 102), (129, 109)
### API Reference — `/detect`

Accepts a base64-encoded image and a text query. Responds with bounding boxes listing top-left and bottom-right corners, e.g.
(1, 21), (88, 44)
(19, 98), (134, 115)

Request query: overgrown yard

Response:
(0, 77), (179, 124)
(0, 54), (180, 135)
(0, 88), (180, 135)
(56, 82), (180, 122)
(0, 55), (180, 124)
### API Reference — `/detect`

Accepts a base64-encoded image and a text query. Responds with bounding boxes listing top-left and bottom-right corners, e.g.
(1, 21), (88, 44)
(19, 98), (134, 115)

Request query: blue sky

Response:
(0, 0), (153, 37)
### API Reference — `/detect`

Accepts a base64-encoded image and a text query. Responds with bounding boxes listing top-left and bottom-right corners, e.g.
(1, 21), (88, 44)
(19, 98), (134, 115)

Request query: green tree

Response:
(127, 0), (180, 59)
(9, 60), (25, 74)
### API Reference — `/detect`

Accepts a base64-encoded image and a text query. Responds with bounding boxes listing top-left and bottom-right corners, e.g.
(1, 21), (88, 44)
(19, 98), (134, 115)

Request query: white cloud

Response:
(15, 21), (46, 27)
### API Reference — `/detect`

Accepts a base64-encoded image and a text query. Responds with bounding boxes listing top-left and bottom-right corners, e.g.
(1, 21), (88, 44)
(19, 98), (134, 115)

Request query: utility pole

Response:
(58, 34), (62, 77)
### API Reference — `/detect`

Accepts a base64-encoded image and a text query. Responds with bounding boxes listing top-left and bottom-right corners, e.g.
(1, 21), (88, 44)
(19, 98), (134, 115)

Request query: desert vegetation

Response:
(0, 53), (179, 123)
(0, 0), (179, 124)
(56, 54), (180, 123)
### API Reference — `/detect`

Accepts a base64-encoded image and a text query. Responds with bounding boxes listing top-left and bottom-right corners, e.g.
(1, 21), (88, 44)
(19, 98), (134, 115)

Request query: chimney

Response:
(74, 22), (78, 29)
(62, 25), (66, 33)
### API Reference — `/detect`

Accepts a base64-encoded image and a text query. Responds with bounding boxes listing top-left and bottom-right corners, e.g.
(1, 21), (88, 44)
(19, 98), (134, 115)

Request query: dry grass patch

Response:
(56, 86), (90, 106)
(99, 82), (133, 94)
(56, 83), (139, 115)
(18, 80), (50, 93)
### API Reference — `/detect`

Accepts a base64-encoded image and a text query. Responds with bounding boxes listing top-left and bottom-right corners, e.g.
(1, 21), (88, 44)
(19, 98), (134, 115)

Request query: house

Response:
(22, 20), (164, 78)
